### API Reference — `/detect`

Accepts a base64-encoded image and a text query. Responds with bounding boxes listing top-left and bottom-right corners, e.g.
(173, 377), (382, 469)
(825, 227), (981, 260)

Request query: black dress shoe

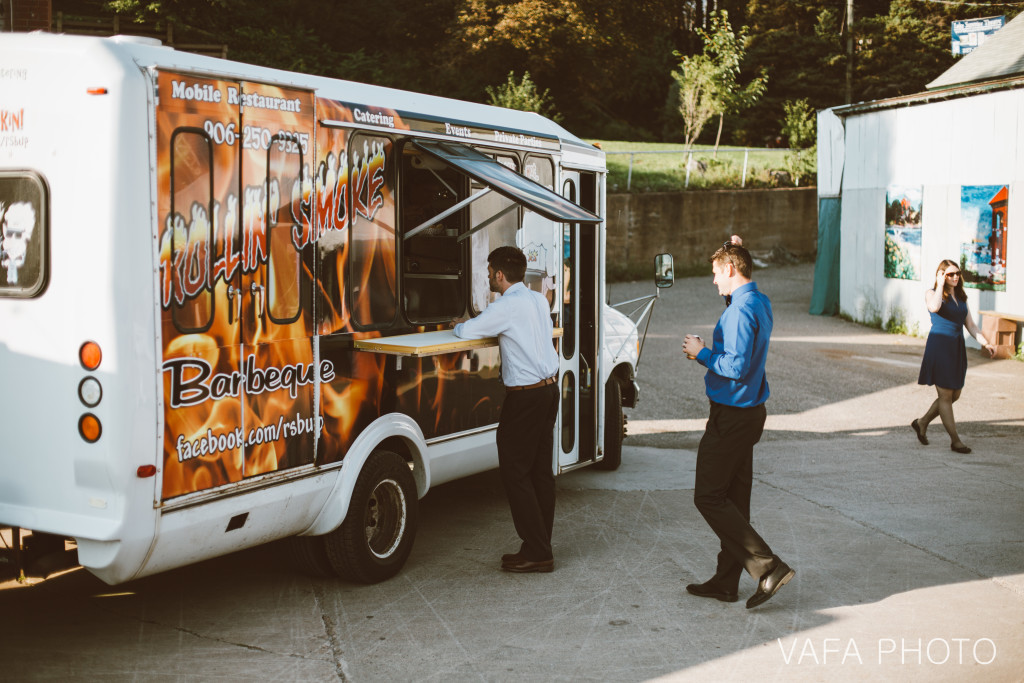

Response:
(746, 560), (795, 609)
(685, 579), (739, 603)
(501, 552), (525, 564)
(911, 419), (928, 445)
(502, 557), (554, 573)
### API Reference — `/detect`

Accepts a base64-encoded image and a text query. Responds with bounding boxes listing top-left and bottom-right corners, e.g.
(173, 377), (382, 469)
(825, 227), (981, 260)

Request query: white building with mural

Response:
(813, 12), (1024, 349)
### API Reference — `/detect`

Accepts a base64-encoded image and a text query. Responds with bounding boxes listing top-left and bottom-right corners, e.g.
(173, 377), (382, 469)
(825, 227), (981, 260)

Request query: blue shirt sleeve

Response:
(698, 282), (772, 408)
(701, 306), (757, 381)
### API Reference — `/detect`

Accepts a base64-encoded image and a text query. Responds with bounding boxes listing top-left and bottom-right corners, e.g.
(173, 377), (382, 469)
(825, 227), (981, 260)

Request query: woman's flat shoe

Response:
(951, 443), (972, 454)
(911, 419), (928, 445)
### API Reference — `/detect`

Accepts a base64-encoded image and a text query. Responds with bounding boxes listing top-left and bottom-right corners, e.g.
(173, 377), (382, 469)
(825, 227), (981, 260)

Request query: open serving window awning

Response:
(412, 139), (602, 225)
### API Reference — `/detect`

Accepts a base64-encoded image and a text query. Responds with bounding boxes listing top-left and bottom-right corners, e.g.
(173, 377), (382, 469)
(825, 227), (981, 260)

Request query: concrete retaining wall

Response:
(606, 187), (818, 276)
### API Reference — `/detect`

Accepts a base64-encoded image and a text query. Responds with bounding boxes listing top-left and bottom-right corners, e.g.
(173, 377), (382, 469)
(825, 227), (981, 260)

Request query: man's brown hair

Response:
(710, 242), (753, 279)
(488, 246), (527, 283)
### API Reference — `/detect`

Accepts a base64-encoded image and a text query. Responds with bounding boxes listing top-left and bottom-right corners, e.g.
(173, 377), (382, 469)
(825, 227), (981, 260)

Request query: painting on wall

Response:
(884, 185), (922, 280)
(959, 185), (1008, 291)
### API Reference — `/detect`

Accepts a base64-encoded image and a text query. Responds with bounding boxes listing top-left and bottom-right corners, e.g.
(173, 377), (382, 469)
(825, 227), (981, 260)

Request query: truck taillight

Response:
(79, 414), (102, 443)
(79, 377), (102, 407)
(80, 341), (102, 370)
(78, 343), (103, 441)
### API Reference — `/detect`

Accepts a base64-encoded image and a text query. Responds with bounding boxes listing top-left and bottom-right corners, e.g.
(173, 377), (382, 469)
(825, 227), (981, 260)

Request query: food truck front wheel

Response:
(595, 377), (625, 471)
(325, 450), (419, 583)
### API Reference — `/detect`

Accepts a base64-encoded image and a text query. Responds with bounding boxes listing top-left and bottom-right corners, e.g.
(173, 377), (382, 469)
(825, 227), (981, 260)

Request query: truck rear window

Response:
(0, 171), (48, 298)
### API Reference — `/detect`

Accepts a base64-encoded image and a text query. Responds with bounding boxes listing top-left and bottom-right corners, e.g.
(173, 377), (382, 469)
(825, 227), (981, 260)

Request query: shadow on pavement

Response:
(1, 264), (1021, 680)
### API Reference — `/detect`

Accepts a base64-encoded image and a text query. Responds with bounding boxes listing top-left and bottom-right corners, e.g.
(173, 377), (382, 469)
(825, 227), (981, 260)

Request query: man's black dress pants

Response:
(496, 383), (560, 562)
(693, 400), (776, 590)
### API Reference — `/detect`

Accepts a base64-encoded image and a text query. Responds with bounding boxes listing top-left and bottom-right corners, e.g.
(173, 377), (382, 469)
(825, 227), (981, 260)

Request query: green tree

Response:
(850, 0), (1014, 100)
(98, 0), (460, 87)
(738, 0), (848, 146)
(667, 9), (765, 151)
(698, 10), (767, 154)
(57, 0), (1024, 145)
(740, 0), (1022, 146)
(485, 71), (562, 122)
(669, 53), (721, 150)
(780, 98), (816, 185)
(448, 0), (693, 138)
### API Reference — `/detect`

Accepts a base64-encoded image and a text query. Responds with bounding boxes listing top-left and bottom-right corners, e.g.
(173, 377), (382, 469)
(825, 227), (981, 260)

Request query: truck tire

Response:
(284, 535), (336, 578)
(595, 377), (624, 471)
(325, 450), (418, 583)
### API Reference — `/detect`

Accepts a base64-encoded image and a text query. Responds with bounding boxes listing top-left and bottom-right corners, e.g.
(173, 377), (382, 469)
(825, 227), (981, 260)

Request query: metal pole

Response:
(846, 0), (854, 104)
(627, 153), (634, 191)
(685, 151), (693, 189)
(741, 148), (749, 188)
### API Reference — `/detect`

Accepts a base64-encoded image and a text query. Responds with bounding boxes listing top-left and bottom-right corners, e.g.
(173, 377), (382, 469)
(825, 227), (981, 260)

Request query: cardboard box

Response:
(981, 315), (1018, 359)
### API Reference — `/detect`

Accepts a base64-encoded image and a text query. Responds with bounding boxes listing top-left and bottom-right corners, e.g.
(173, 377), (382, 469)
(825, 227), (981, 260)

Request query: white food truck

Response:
(0, 33), (672, 585)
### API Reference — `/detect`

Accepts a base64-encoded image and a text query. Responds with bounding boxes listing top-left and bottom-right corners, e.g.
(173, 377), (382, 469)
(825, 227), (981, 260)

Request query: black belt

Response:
(506, 376), (557, 392)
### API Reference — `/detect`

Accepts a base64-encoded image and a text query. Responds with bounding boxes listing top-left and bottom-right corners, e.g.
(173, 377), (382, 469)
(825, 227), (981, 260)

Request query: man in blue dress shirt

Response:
(454, 246), (560, 573)
(681, 242), (795, 609)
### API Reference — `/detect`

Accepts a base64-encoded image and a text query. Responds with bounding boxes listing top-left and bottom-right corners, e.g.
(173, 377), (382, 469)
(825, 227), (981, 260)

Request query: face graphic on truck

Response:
(0, 172), (47, 298)
(0, 201), (36, 284)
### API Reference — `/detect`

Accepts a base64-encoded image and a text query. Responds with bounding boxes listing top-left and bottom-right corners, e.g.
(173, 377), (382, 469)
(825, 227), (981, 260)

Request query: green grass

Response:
(589, 140), (804, 193)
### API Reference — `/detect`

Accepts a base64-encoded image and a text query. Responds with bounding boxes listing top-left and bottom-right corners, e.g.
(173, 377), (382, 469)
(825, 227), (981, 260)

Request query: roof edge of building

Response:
(831, 74), (1024, 118)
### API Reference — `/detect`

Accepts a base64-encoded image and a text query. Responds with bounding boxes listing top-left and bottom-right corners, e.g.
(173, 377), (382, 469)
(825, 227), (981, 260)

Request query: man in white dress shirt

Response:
(454, 246), (560, 572)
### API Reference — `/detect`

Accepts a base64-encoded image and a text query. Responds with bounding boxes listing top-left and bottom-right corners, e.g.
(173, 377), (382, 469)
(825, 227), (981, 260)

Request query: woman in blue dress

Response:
(912, 259), (995, 453)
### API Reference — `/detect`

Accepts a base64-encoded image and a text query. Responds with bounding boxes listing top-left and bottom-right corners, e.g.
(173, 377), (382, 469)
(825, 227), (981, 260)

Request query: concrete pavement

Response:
(2, 262), (1022, 681)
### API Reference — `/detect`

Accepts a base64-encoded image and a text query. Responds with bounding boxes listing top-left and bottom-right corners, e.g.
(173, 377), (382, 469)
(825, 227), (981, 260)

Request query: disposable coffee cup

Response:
(687, 336), (701, 360)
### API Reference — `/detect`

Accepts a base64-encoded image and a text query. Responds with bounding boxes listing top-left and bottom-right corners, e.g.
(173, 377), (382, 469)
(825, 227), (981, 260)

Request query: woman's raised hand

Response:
(935, 268), (947, 290)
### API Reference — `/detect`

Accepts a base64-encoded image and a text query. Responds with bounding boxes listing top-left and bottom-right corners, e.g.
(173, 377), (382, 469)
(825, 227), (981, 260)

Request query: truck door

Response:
(236, 82), (318, 478)
(157, 73), (316, 500)
(158, 72), (245, 500)
(557, 169), (601, 470)
(558, 173), (581, 469)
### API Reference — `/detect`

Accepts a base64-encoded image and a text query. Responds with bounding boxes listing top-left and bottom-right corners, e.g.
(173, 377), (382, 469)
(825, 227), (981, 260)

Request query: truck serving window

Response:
(0, 171), (48, 298)
(411, 140), (600, 224)
(521, 155), (558, 317)
(470, 154), (519, 315)
(400, 144), (467, 323)
(405, 140), (600, 325)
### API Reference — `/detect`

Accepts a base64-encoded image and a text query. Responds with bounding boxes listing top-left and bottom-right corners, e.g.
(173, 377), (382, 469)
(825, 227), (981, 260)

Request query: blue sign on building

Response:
(951, 15), (1005, 56)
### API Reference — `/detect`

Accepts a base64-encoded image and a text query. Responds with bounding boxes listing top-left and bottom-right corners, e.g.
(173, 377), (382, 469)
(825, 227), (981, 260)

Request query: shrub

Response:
(486, 71), (562, 123)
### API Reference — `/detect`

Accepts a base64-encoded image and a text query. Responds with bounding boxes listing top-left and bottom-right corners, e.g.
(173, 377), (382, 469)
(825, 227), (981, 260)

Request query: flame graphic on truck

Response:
(157, 73), (502, 500)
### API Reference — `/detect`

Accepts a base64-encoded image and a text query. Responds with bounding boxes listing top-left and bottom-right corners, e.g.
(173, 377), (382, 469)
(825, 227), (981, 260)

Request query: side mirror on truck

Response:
(654, 253), (674, 289)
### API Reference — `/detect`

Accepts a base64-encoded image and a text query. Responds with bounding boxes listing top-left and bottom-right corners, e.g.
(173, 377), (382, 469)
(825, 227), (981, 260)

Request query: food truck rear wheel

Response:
(284, 535), (336, 578)
(325, 450), (418, 583)
(595, 378), (624, 471)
